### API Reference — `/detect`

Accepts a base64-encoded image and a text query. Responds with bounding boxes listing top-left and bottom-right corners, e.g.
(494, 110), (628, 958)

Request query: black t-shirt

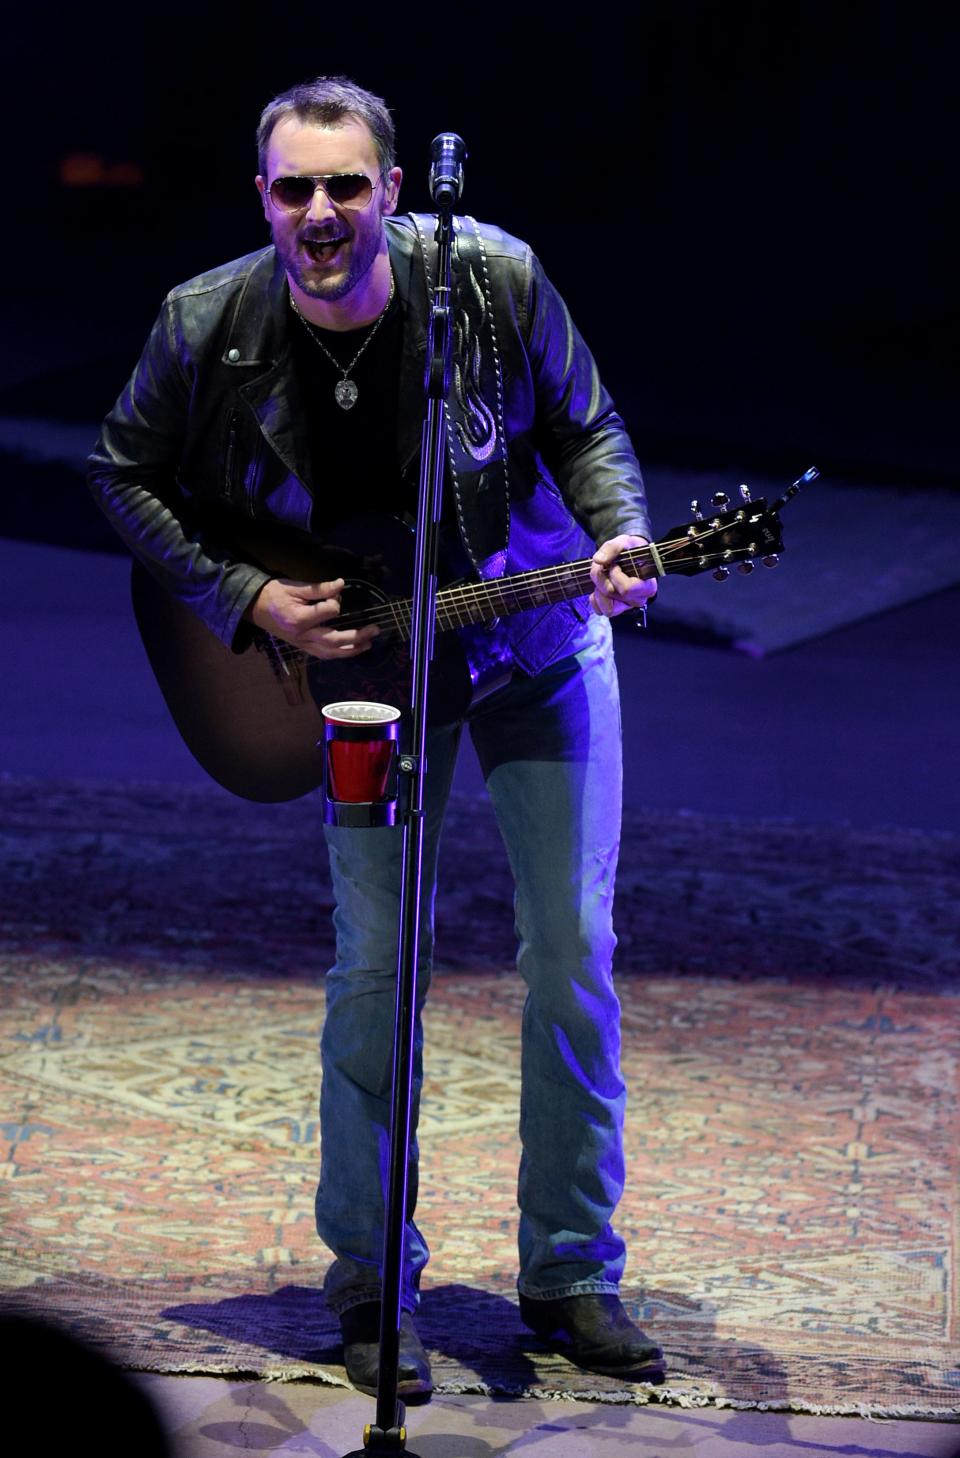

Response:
(288, 289), (409, 532)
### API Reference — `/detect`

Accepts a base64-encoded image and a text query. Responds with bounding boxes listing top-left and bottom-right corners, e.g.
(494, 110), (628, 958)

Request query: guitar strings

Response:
(403, 533), (724, 625)
(261, 532), (749, 665)
(333, 534), (720, 631)
(263, 534), (747, 658)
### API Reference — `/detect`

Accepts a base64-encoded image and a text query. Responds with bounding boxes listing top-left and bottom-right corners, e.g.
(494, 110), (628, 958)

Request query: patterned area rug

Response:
(1, 776), (958, 1418)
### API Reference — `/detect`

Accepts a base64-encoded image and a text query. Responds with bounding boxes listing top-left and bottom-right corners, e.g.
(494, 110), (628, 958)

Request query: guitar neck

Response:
(435, 556), (600, 631)
(334, 500), (785, 640)
(340, 547), (653, 639)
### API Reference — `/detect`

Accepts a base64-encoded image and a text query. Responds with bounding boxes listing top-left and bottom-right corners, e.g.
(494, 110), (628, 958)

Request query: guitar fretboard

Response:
(338, 548), (656, 639)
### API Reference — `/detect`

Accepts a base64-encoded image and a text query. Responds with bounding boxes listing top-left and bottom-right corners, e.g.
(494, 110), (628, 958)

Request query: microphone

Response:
(429, 133), (467, 209)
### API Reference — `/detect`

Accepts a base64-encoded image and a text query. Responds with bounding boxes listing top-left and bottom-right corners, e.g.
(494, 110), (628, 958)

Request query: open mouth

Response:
(303, 235), (349, 264)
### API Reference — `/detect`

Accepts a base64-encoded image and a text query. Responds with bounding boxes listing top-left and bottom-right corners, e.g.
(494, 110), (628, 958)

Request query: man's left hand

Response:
(589, 535), (659, 617)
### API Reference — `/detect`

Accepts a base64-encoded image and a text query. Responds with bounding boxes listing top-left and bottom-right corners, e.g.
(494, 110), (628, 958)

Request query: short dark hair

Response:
(257, 76), (396, 179)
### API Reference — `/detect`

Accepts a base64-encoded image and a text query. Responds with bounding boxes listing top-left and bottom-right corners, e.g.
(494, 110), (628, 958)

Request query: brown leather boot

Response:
(339, 1302), (433, 1399)
(520, 1292), (664, 1377)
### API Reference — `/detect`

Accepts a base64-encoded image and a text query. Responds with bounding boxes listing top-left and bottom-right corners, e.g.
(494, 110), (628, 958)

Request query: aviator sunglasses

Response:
(267, 172), (381, 212)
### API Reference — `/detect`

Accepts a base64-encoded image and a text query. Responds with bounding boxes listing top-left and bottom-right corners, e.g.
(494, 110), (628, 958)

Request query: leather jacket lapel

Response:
(387, 220), (429, 480)
(221, 249), (313, 488)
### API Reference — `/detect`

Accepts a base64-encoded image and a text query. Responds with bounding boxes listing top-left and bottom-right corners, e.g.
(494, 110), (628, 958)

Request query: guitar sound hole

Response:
(340, 580), (402, 649)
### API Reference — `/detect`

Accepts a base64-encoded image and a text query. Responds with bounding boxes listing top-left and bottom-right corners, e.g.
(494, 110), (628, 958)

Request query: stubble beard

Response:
(277, 217), (383, 303)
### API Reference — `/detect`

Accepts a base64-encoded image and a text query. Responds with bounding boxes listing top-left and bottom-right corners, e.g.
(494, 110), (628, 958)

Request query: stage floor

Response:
(136, 1372), (960, 1457)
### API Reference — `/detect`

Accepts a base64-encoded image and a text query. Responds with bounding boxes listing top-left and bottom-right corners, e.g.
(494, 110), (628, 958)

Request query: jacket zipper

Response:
(224, 409), (240, 504)
(224, 407), (262, 514)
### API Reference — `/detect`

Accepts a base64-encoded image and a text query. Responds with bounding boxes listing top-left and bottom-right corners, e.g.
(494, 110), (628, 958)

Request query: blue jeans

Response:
(317, 616), (627, 1314)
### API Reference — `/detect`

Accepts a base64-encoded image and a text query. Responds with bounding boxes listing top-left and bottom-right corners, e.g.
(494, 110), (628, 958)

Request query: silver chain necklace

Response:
(289, 275), (396, 410)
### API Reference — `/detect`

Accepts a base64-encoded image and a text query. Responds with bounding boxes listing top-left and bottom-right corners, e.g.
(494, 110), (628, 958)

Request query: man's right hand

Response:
(245, 577), (379, 660)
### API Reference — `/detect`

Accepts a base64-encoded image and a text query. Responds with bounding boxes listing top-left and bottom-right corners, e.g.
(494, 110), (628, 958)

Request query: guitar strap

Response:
(408, 214), (510, 582)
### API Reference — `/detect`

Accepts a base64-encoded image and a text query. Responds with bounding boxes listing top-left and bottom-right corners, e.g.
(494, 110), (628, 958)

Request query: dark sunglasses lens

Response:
(325, 174), (373, 206)
(270, 177), (316, 210)
(270, 175), (374, 211)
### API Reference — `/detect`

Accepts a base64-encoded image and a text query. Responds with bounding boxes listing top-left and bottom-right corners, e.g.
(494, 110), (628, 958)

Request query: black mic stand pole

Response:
(342, 135), (465, 1458)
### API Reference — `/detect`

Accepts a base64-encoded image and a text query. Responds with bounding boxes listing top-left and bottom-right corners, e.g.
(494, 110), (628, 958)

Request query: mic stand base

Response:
(342, 1408), (421, 1458)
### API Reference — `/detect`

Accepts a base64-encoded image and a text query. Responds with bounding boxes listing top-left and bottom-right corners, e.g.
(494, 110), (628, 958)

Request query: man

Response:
(88, 76), (660, 1398)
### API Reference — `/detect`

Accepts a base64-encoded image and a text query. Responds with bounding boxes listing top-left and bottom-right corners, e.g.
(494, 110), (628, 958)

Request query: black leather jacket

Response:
(88, 216), (652, 675)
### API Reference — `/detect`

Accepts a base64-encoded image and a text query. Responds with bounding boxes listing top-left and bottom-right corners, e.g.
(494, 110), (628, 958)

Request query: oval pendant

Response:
(335, 378), (359, 410)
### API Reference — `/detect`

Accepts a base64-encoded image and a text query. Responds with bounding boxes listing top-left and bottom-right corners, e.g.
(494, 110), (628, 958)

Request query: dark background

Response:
(4, 0), (955, 478)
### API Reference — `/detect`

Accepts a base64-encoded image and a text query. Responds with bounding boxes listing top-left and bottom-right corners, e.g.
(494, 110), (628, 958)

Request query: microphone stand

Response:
(342, 138), (465, 1458)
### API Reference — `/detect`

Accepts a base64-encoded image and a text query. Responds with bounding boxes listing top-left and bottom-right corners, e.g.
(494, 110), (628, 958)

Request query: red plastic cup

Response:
(321, 702), (401, 806)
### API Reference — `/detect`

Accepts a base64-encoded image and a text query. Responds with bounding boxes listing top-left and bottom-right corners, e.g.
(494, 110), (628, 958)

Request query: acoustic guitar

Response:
(131, 472), (814, 802)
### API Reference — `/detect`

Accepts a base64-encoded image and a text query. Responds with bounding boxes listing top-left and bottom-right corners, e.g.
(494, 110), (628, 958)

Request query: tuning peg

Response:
(762, 554), (780, 568)
(739, 483), (752, 503)
(712, 565), (730, 581)
(737, 560), (755, 575)
(690, 498), (703, 521)
(711, 491), (730, 511)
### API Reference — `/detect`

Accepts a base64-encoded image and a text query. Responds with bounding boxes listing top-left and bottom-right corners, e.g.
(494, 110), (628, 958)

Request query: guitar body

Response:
(130, 514), (511, 803)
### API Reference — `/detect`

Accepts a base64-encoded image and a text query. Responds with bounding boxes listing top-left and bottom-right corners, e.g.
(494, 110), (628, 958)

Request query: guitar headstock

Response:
(657, 498), (783, 580)
(652, 470), (816, 582)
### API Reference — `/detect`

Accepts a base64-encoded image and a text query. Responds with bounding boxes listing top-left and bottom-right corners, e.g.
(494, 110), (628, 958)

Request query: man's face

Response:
(256, 116), (401, 304)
